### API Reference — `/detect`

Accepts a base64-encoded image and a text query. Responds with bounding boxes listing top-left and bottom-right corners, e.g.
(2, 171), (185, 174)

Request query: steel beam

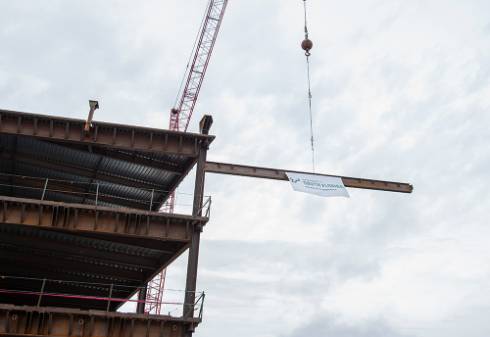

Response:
(0, 304), (199, 337)
(136, 286), (147, 314)
(0, 109), (214, 157)
(205, 161), (413, 193)
(183, 116), (212, 334)
(0, 196), (207, 243)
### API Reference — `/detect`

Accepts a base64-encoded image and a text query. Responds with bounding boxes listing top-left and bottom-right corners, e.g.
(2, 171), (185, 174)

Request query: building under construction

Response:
(0, 108), (214, 337)
(0, 107), (413, 337)
(0, 0), (419, 335)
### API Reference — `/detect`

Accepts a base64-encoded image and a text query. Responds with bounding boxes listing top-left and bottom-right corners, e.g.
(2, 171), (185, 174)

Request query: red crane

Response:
(145, 0), (228, 315)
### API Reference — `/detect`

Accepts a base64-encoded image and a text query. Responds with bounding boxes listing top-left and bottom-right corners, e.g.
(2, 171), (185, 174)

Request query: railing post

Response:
(149, 189), (155, 211)
(106, 284), (113, 312)
(95, 183), (99, 206)
(205, 197), (212, 218)
(41, 178), (49, 200)
(37, 278), (47, 307)
(198, 292), (205, 320)
(136, 285), (147, 314)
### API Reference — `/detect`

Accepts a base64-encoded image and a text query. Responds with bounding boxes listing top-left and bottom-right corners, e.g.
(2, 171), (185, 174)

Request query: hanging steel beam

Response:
(205, 161), (413, 193)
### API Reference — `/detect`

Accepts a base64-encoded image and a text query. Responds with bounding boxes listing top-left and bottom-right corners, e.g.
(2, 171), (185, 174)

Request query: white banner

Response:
(285, 172), (350, 198)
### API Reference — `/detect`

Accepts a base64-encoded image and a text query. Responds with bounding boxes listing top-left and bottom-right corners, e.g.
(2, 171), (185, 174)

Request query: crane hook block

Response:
(301, 38), (313, 56)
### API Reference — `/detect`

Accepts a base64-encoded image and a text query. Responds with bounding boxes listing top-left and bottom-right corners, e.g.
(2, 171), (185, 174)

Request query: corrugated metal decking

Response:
(0, 109), (215, 210)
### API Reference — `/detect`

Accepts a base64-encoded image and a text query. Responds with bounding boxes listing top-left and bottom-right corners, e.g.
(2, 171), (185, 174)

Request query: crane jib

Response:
(169, 0), (228, 133)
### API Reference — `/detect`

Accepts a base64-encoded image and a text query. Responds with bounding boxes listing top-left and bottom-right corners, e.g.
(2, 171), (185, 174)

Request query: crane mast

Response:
(145, 0), (228, 314)
(163, 0), (228, 214)
(170, 0), (228, 132)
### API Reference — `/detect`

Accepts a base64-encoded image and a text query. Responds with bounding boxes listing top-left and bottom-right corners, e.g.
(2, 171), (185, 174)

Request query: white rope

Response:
(302, 0), (315, 172)
(306, 55), (315, 172)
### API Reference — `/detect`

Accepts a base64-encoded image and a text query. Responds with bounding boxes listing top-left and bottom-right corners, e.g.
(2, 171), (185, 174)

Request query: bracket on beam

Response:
(199, 115), (213, 135)
(84, 100), (99, 132)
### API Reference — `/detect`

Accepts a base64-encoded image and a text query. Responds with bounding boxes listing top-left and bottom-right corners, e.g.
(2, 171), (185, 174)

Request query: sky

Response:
(1, 0), (490, 336)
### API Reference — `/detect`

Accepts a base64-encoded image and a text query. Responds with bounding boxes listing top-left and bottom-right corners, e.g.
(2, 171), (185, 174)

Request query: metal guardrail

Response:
(0, 173), (211, 217)
(0, 275), (205, 319)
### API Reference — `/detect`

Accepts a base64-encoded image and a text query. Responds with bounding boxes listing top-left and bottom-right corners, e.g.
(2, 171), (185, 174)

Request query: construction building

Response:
(0, 108), (213, 337)
(0, 106), (413, 337)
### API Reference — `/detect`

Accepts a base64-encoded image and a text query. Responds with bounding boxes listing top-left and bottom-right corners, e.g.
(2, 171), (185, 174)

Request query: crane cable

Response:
(301, 0), (315, 172)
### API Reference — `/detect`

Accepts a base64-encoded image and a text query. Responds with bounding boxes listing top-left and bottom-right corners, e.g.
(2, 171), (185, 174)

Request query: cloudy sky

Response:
(1, 0), (490, 336)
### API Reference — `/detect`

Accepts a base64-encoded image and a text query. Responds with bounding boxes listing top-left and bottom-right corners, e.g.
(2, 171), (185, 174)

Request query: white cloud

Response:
(1, 0), (490, 336)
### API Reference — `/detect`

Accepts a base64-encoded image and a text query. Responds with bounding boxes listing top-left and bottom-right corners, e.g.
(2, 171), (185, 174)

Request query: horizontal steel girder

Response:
(0, 109), (214, 157)
(0, 304), (199, 337)
(205, 161), (413, 193)
(0, 196), (208, 243)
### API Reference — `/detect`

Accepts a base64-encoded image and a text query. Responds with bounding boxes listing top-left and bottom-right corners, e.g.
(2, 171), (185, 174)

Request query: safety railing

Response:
(200, 194), (212, 218)
(0, 172), (211, 217)
(0, 275), (205, 320)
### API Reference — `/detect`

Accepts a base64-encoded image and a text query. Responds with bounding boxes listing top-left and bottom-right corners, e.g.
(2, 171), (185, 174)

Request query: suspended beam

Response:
(205, 161), (413, 193)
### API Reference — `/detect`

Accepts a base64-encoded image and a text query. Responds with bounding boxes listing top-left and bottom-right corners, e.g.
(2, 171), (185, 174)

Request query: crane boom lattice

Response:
(170, 0), (228, 132)
(146, 0), (228, 315)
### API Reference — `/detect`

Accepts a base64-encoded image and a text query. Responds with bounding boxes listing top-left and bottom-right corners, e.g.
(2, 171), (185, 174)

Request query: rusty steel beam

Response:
(205, 161), (413, 193)
(0, 196), (208, 243)
(0, 304), (199, 337)
(0, 109), (214, 157)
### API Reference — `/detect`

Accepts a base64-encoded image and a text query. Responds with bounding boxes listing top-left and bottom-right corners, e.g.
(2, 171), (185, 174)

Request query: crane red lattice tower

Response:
(145, 0), (228, 314)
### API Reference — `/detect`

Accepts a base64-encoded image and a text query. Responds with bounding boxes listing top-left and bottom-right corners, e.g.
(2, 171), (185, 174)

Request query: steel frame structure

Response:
(0, 110), (215, 336)
(0, 108), (413, 337)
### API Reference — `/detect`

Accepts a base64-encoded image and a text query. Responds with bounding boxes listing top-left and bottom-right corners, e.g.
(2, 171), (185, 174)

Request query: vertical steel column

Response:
(183, 116), (212, 332)
(137, 285), (147, 314)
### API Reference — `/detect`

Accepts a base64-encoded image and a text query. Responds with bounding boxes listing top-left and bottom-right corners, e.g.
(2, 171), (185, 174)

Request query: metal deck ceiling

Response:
(0, 109), (214, 211)
(0, 222), (186, 311)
